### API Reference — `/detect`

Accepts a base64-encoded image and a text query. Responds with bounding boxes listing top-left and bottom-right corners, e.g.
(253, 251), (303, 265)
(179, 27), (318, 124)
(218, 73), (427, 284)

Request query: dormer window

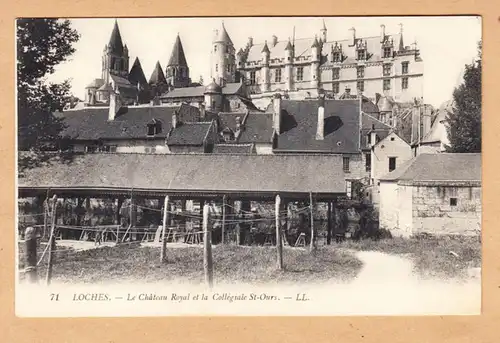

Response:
(383, 47), (392, 58)
(357, 49), (366, 60)
(332, 52), (341, 62)
(147, 119), (162, 136)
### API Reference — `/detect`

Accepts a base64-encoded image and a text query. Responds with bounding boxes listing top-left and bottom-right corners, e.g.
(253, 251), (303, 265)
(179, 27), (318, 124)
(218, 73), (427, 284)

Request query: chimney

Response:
(272, 35), (278, 47)
(200, 102), (206, 119)
(422, 105), (432, 138)
(380, 24), (386, 43)
(345, 87), (351, 96)
(172, 112), (178, 129)
(349, 27), (356, 46)
(370, 124), (377, 147)
(248, 37), (253, 47)
(272, 93), (282, 135)
(108, 89), (121, 121)
(316, 94), (326, 140)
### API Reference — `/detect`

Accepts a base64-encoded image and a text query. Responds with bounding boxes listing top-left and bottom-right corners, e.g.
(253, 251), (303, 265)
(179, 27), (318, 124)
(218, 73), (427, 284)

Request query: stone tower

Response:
(260, 41), (271, 93)
(101, 20), (129, 84)
(165, 34), (190, 88)
(310, 36), (321, 89)
(211, 22), (236, 86)
(284, 38), (295, 91)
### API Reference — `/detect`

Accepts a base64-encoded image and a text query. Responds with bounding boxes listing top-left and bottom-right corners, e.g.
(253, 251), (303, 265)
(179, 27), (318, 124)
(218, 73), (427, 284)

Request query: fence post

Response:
(275, 194), (283, 270)
(221, 195), (226, 244)
(160, 195), (169, 263)
(309, 192), (316, 251)
(203, 204), (213, 288)
(327, 201), (332, 245)
(24, 226), (38, 284)
(46, 194), (58, 286)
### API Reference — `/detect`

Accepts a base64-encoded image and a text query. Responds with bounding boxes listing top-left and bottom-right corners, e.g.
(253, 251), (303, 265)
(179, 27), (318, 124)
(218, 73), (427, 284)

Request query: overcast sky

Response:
(45, 16), (481, 107)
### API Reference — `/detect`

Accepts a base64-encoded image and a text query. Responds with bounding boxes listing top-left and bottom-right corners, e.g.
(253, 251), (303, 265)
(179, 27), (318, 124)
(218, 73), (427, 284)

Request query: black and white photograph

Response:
(16, 16), (482, 316)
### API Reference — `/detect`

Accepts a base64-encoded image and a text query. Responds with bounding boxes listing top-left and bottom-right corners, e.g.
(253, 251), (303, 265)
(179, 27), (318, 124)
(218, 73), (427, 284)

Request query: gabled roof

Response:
(59, 103), (200, 140)
(218, 112), (248, 132)
(380, 153), (481, 183)
(18, 153), (347, 196)
(128, 57), (148, 87)
(149, 61), (167, 85)
(108, 20), (124, 55)
(167, 34), (188, 67)
(167, 122), (213, 146)
(274, 99), (361, 153)
(238, 112), (274, 144)
(213, 144), (254, 154)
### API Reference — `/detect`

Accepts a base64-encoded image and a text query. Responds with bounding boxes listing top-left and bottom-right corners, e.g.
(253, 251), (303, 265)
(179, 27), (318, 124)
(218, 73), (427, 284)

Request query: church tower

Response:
(101, 20), (129, 84)
(211, 22), (236, 86)
(165, 34), (191, 88)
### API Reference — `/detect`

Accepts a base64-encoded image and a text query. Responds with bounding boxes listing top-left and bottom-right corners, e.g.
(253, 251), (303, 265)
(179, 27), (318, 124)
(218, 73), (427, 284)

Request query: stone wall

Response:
(411, 184), (481, 236)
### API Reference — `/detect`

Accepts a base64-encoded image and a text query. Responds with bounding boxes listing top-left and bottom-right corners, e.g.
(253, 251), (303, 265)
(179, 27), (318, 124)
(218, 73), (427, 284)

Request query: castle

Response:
(82, 19), (424, 112)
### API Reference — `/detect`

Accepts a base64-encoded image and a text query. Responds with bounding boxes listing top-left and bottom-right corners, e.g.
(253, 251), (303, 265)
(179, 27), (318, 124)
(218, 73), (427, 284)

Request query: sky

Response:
(46, 16), (481, 108)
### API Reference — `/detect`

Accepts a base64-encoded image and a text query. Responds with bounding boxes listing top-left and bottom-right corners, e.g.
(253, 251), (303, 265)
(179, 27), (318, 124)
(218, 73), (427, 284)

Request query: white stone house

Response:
(379, 153), (481, 237)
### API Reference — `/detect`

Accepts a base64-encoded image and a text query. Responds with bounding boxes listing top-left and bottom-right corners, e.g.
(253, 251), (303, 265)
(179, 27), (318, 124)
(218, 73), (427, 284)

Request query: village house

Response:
(379, 153), (481, 237)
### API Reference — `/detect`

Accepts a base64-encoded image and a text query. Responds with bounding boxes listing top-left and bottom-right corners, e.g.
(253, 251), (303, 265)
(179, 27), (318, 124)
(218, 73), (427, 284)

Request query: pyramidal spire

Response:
(261, 40), (270, 54)
(285, 38), (293, 51)
(128, 57), (148, 86)
(149, 61), (167, 85)
(167, 34), (188, 67)
(322, 19), (327, 31)
(108, 19), (124, 55)
(399, 23), (405, 51)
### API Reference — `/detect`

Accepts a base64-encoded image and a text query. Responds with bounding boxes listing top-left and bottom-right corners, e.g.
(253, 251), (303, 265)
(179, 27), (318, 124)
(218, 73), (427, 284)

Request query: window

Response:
(145, 147), (157, 154)
(380, 113), (386, 123)
(357, 81), (364, 92)
(214, 45), (217, 52)
(356, 66), (365, 78)
(250, 71), (256, 85)
(383, 64), (391, 76)
(389, 157), (397, 172)
(332, 68), (340, 80)
(402, 61), (409, 74)
(147, 119), (162, 136)
(332, 82), (339, 94)
(343, 156), (350, 173)
(383, 79), (391, 90)
(357, 49), (366, 60)
(297, 67), (304, 81)
(332, 52), (341, 62)
(215, 64), (218, 72)
(450, 198), (457, 206)
(346, 181), (352, 199)
(84, 145), (97, 153)
(275, 68), (282, 82)
(226, 64), (230, 73)
(226, 45), (229, 53)
(383, 47), (392, 58)
(402, 77), (409, 89)
(365, 153), (371, 172)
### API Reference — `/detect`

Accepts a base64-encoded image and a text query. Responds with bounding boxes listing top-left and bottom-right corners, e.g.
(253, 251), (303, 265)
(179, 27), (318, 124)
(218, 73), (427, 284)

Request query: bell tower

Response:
(101, 20), (129, 84)
(165, 34), (191, 88)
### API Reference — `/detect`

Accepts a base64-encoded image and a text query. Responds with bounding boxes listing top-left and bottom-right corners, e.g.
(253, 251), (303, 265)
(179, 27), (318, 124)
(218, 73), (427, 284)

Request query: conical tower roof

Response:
(311, 36), (320, 48)
(149, 61), (167, 85)
(214, 22), (233, 45)
(108, 20), (124, 55)
(128, 57), (148, 86)
(167, 34), (188, 67)
(285, 39), (293, 51)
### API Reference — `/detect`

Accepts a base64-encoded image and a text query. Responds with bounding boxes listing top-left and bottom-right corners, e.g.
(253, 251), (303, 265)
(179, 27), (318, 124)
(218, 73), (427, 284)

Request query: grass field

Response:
(18, 243), (363, 285)
(341, 235), (481, 279)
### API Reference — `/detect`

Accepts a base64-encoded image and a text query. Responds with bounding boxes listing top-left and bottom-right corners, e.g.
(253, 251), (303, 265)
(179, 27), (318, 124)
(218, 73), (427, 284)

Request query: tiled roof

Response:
(245, 32), (405, 64)
(162, 86), (205, 99)
(108, 20), (124, 55)
(222, 82), (244, 95)
(218, 112), (248, 132)
(213, 144), (254, 154)
(166, 122), (213, 146)
(149, 61), (167, 85)
(238, 112), (275, 144)
(360, 114), (392, 150)
(18, 153), (346, 195)
(167, 35), (188, 67)
(128, 57), (148, 87)
(274, 99), (361, 153)
(60, 103), (200, 140)
(380, 153), (481, 183)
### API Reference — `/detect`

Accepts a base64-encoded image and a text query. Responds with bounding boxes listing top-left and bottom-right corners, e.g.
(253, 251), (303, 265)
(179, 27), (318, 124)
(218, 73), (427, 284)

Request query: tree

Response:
(445, 40), (482, 153)
(17, 19), (80, 152)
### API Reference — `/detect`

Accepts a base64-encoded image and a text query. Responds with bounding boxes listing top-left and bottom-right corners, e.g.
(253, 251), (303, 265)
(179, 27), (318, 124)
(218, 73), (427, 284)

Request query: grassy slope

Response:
(341, 236), (481, 279)
(18, 243), (362, 285)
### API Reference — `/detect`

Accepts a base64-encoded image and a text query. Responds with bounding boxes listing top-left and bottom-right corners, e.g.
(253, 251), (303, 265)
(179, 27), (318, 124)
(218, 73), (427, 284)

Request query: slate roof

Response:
(149, 61), (167, 85)
(161, 82), (244, 99)
(379, 153), (481, 183)
(360, 114), (392, 150)
(218, 112), (248, 132)
(18, 153), (346, 195)
(128, 57), (148, 87)
(238, 112), (275, 144)
(274, 99), (361, 153)
(167, 35), (188, 67)
(108, 20), (124, 55)
(213, 144), (254, 154)
(214, 22), (233, 45)
(166, 122), (213, 146)
(60, 103), (200, 140)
